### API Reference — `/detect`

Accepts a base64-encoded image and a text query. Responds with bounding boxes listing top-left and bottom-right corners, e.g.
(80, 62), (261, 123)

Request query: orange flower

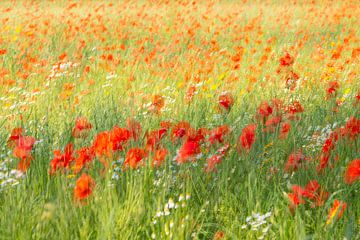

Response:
(58, 52), (67, 61)
(213, 231), (225, 240)
(149, 95), (165, 113)
(344, 159), (360, 184)
(74, 174), (96, 201)
(326, 200), (346, 225)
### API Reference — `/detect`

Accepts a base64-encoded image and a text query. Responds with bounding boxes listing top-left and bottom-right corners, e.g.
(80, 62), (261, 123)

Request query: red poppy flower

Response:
(18, 156), (33, 172)
(257, 101), (273, 118)
(288, 192), (304, 212)
(286, 101), (304, 115)
(344, 116), (359, 140)
(124, 148), (147, 169)
(326, 81), (340, 97)
(187, 128), (208, 142)
(146, 128), (168, 151)
(279, 52), (294, 67)
(152, 148), (168, 168)
(285, 150), (307, 172)
(7, 127), (23, 148)
(72, 117), (92, 138)
(317, 153), (330, 171)
(264, 116), (282, 133)
(323, 137), (335, 154)
(171, 121), (191, 142)
(13, 136), (36, 160)
(237, 124), (257, 153)
(204, 155), (222, 173)
(208, 125), (229, 145)
(287, 180), (329, 210)
(74, 173), (95, 201)
(73, 147), (95, 173)
(92, 131), (112, 157)
(344, 159), (360, 184)
(302, 180), (320, 200)
(218, 92), (234, 111)
(49, 143), (75, 174)
(176, 139), (201, 164)
(110, 126), (131, 151)
(279, 122), (291, 139)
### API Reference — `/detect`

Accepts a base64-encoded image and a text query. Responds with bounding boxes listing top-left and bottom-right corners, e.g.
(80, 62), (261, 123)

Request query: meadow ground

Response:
(0, 0), (359, 239)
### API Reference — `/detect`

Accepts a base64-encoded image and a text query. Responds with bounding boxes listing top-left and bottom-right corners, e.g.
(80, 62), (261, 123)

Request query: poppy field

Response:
(0, 0), (359, 239)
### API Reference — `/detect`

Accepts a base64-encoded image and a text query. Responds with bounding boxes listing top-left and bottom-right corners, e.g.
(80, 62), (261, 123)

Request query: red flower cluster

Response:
(288, 180), (329, 212)
(317, 116), (359, 171)
(255, 99), (293, 139)
(279, 52), (295, 67)
(277, 52), (300, 90)
(285, 150), (308, 172)
(7, 127), (36, 172)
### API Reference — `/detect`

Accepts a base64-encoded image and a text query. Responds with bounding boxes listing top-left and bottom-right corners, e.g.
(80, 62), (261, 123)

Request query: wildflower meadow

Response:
(0, 1), (359, 239)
